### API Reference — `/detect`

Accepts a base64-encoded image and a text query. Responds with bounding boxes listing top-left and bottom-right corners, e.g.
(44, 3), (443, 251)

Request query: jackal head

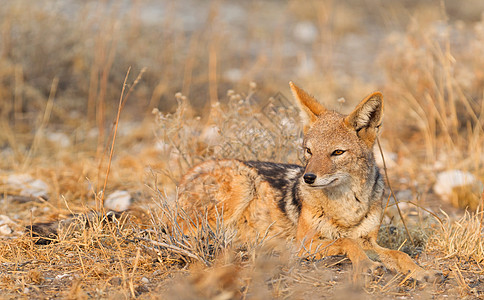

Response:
(289, 82), (383, 189)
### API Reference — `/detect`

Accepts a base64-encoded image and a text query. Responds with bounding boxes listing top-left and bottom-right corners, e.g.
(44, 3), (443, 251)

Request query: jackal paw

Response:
(357, 259), (385, 276)
(412, 269), (444, 283)
(352, 260), (385, 283)
(369, 262), (387, 277)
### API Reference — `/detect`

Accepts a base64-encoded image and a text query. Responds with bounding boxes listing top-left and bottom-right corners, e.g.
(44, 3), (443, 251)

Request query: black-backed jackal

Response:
(178, 82), (432, 281)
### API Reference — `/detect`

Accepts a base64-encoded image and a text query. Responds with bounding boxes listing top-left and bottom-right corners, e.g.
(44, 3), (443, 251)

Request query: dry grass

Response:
(430, 210), (484, 262)
(0, 0), (483, 298)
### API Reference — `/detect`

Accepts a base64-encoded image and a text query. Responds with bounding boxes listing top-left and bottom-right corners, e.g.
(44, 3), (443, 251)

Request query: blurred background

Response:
(2, 1), (483, 113)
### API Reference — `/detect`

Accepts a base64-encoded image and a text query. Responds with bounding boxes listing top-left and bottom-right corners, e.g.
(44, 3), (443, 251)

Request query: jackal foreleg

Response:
(298, 237), (382, 281)
(363, 230), (435, 282)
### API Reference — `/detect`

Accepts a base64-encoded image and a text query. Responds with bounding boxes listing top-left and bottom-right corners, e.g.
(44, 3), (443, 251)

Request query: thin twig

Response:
(376, 136), (415, 245)
(407, 200), (444, 227)
(22, 77), (58, 170)
(129, 248), (141, 298)
(98, 67), (130, 211)
(98, 67), (145, 211)
(133, 236), (210, 266)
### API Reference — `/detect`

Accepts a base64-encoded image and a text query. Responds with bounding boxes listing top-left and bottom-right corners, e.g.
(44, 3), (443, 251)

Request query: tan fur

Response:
(178, 160), (297, 243)
(178, 83), (432, 281)
(289, 81), (326, 133)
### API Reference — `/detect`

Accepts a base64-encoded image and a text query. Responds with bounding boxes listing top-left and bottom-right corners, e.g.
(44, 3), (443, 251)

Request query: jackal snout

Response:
(303, 173), (317, 184)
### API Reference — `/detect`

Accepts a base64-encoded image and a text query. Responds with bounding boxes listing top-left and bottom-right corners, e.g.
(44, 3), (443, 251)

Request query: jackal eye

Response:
(331, 149), (346, 156)
(305, 148), (312, 155)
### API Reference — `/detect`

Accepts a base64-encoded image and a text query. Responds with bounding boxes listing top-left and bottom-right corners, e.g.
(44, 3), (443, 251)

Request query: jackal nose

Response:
(303, 173), (317, 184)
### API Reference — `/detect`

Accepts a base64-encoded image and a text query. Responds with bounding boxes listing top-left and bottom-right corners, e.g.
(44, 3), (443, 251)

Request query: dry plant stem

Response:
(0, 120), (22, 164)
(480, 191), (484, 250)
(120, 68), (146, 111)
(209, 33), (219, 106)
(325, 257), (349, 268)
(129, 248), (141, 298)
(398, 271), (416, 286)
(98, 67), (130, 211)
(95, 17), (121, 149)
(97, 67), (145, 211)
(22, 77), (58, 170)
(14, 65), (23, 126)
(381, 273), (403, 293)
(452, 263), (470, 292)
(76, 244), (87, 277)
(407, 201), (443, 226)
(112, 229), (129, 294)
(133, 237), (209, 266)
(182, 32), (201, 97)
(437, 210), (484, 261)
(376, 136), (414, 245)
(29, 210), (33, 251)
(208, 3), (220, 107)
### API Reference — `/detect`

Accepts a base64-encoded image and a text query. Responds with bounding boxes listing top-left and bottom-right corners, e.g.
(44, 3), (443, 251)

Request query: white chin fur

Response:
(307, 174), (349, 189)
(308, 178), (339, 188)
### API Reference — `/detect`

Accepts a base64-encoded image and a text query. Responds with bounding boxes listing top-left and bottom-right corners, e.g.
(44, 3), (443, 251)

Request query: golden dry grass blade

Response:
(377, 136), (414, 245)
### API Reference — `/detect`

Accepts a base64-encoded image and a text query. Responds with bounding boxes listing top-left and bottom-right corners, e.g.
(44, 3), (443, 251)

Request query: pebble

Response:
(434, 170), (484, 210)
(0, 224), (12, 235)
(293, 21), (318, 43)
(46, 132), (71, 148)
(0, 215), (15, 236)
(5, 174), (49, 198)
(104, 190), (132, 211)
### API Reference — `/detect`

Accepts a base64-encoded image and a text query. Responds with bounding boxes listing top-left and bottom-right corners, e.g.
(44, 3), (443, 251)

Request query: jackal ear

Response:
(289, 81), (326, 132)
(344, 92), (383, 145)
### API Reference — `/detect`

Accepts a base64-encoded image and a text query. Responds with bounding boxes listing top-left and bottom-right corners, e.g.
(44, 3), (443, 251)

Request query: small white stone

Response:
(0, 215), (14, 225)
(5, 174), (49, 198)
(23, 179), (49, 197)
(104, 190), (132, 211)
(141, 277), (149, 284)
(0, 214), (18, 235)
(55, 274), (70, 280)
(224, 69), (242, 82)
(434, 170), (483, 200)
(6, 174), (30, 186)
(0, 224), (12, 235)
(46, 132), (71, 148)
(293, 21), (318, 43)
